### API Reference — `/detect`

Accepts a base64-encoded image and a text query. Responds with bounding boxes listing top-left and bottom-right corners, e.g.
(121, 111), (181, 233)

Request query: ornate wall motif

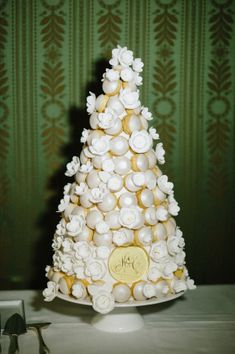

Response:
(0, 0), (234, 289)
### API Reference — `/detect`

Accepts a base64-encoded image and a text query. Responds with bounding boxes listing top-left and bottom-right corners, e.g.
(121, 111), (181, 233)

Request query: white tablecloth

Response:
(0, 285), (235, 354)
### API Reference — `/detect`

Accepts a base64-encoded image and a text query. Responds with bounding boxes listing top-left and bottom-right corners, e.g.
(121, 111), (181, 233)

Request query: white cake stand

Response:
(57, 291), (184, 333)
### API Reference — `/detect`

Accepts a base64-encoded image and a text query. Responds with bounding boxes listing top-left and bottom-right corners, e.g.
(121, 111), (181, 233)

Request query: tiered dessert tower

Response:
(43, 45), (195, 314)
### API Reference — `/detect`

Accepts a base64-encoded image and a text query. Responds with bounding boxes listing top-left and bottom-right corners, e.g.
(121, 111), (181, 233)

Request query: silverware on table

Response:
(3, 313), (26, 354)
(27, 322), (51, 354)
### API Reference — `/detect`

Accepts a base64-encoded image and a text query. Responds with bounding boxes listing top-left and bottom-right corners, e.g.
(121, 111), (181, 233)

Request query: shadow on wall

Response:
(30, 58), (109, 289)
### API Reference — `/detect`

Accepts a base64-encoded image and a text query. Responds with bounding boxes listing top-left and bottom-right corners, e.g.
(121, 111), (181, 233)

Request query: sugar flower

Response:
(65, 156), (80, 177)
(43, 281), (58, 302)
(155, 143), (165, 164)
(86, 92), (96, 114)
(80, 128), (90, 143)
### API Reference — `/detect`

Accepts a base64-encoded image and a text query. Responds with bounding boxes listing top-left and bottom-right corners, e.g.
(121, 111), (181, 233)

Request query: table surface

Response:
(0, 285), (235, 354)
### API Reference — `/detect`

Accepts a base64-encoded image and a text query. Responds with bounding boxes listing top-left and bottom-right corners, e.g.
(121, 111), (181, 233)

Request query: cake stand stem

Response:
(91, 306), (144, 333)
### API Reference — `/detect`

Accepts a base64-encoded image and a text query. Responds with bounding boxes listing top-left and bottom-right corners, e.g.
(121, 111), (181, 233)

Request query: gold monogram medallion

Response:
(108, 246), (149, 283)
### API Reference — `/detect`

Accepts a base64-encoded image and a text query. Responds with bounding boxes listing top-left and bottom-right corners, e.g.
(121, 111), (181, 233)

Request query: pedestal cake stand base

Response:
(57, 292), (184, 333)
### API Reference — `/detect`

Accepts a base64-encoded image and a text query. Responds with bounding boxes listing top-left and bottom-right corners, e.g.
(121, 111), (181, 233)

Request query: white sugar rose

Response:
(113, 228), (133, 246)
(52, 234), (63, 251)
(89, 184), (107, 203)
(143, 283), (156, 298)
(73, 263), (86, 279)
(147, 266), (162, 282)
(96, 246), (111, 259)
(155, 143), (165, 164)
(57, 195), (70, 213)
(61, 238), (74, 253)
(74, 241), (93, 259)
(120, 67), (134, 82)
(86, 92), (96, 114)
(75, 182), (88, 196)
(157, 175), (174, 194)
(97, 108), (118, 129)
(162, 259), (178, 278)
(85, 259), (106, 281)
(96, 221), (110, 234)
(141, 106), (153, 120)
(168, 194), (180, 216)
(65, 156), (80, 177)
(119, 88), (140, 109)
(149, 127), (159, 140)
(66, 214), (85, 237)
(150, 240), (168, 262)
(63, 183), (72, 195)
(110, 45), (133, 67)
(186, 277), (196, 290)
(43, 281), (58, 302)
(129, 130), (153, 153)
(133, 58), (144, 72)
(80, 128), (90, 143)
(175, 250), (186, 266)
(156, 205), (168, 221)
(119, 206), (143, 229)
(167, 236), (182, 255)
(172, 279), (187, 293)
(92, 291), (115, 314)
(72, 282), (87, 299)
(105, 68), (120, 81)
(79, 161), (93, 174)
(60, 254), (74, 274)
(89, 136), (110, 156)
(56, 218), (67, 236)
(134, 73), (143, 86)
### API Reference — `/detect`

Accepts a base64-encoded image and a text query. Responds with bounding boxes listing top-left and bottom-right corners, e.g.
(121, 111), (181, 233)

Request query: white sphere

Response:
(153, 187), (166, 205)
(105, 118), (122, 135)
(135, 226), (152, 246)
(155, 280), (169, 297)
(89, 112), (99, 129)
(114, 156), (131, 175)
(163, 218), (176, 236)
(113, 284), (131, 303)
(107, 96), (125, 115)
(97, 193), (117, 212)
(132, 172), (146, 187)
(80, 151), (89, 164)
(144, 207), (158, 225)
(93, 231), (113, 246)
(74, 226), (93, 242)
(92, 153), (110, 169)
(138, 189), (154, 208)
(125, 174), (141, 192)
(75, 172), (86, 183)
(105, 211), (121, 229)
(145, 170), (157, 190)
(107, 175), (123, 192)
(86, 170), (101, 188)
(86, 210), (103, 229)
(132, 154), (149, 172)
(123, 114), (142, 134)
(110, 136), (129, 156)
(152, 223), (167, 241)
(95, 94), (109, 112)
(146, 150), (157, 168)
(102, 79), (120, 95)
(119, 192), (137, 208)
(132, 281), (147, 301)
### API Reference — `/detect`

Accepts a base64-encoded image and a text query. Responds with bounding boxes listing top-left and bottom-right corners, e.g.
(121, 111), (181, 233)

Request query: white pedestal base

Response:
(91, 307), (144, 333)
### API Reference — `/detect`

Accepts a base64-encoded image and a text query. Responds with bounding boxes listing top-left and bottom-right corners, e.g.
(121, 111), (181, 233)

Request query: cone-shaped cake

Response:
(43, 46), (195, 314)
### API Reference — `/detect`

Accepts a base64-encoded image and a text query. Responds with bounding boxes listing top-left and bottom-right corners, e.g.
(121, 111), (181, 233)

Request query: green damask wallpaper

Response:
(0, 0), (234, 289)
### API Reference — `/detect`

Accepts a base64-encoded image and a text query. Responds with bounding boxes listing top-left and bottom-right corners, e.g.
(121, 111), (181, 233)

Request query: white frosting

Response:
(43, 281), (58, 302)
(65, 156), (80, 177)
(129, 130), (152, 153)
(96, 246), (111, 259)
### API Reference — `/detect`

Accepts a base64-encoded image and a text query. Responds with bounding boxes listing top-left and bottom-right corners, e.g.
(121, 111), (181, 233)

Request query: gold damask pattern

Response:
(152, 0), (178, 175)
(40, 0), (66, 171)
(207, 0), (233, 198)
(0, 0), (234, 289)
